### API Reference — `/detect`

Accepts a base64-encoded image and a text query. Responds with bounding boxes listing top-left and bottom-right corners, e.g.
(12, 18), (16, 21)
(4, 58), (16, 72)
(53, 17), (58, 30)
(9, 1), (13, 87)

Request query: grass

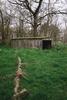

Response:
(0, 44), (67, 100)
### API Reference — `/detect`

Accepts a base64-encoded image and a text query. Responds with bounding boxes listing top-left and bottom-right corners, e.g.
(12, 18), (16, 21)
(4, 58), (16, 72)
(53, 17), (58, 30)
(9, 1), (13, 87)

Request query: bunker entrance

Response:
(42, 40), (52, 49)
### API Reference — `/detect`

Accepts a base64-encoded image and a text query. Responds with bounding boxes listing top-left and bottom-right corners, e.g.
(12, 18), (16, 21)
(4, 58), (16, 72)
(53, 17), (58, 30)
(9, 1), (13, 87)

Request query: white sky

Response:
(1, 0), (67, 30)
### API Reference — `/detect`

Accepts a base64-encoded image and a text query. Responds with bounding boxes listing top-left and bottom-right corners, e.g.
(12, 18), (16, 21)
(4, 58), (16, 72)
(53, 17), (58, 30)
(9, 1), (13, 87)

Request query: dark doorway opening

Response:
(42, 40), (52, 49)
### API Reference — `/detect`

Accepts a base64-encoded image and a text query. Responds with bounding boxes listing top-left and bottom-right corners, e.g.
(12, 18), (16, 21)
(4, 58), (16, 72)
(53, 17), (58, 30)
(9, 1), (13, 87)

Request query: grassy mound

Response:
(0, 44), (67, 100)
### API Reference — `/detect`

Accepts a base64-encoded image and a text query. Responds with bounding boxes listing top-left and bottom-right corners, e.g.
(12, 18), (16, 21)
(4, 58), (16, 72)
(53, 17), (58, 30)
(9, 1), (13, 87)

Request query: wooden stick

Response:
(13, 57), (28, 100)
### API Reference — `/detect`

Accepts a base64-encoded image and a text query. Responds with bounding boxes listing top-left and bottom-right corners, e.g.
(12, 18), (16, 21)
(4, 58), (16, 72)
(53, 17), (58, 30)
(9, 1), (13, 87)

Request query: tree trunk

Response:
(1, 18), (5, 43)
(0, 10), (5, 44)
(33, 15), (38, 37)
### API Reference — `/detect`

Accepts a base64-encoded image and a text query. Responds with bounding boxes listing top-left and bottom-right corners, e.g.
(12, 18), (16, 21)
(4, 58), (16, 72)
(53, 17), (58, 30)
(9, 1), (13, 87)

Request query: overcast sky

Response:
(1, 0), (67, 30)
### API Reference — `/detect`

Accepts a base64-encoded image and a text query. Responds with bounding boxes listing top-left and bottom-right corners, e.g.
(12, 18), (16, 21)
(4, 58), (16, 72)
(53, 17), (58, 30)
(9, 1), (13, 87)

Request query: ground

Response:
(0, 44), (67, 100)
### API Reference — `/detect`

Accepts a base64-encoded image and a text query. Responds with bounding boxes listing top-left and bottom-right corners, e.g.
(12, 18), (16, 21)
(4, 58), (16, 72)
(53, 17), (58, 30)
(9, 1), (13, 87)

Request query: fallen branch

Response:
(13, 57), (28, 100)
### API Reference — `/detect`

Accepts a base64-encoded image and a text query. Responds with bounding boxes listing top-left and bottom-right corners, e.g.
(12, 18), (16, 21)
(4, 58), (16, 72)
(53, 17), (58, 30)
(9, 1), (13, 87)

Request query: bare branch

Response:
(25, 0), (34, 14)
(35, 0), (43, 15)
(38, 11), (67, 21)
(7, 0), (23, 6)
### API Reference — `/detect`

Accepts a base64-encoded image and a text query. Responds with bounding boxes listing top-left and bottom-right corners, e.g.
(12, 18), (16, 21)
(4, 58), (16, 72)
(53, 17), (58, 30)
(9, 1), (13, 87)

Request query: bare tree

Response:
(8, 0), (44, 36)
(7, 0), (67, 38)
(0, 0), (13, 43)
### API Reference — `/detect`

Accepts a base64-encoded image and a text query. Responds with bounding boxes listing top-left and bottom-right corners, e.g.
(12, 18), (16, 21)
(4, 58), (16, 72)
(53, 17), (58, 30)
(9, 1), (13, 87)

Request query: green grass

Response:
(0, 44), (67, 100)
